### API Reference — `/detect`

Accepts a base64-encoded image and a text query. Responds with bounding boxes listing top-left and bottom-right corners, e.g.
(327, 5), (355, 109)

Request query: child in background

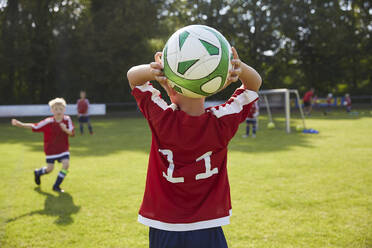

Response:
(127, 47), (261, 248)
(303, 88), (314, 116)
(77, 90), (93, 135)
(344, 93), (352, 112)
(324, 93), (333, 115)
(243, 100), (259, 138)
(11, 98), (74, 192)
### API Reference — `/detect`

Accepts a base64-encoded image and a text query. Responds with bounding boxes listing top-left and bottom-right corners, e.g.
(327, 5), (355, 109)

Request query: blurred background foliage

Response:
(0, 0), (371, 104)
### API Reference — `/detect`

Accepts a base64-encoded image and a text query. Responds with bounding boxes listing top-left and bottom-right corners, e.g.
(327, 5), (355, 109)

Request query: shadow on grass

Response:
(0, 116), (317, 156)
(6, 188), (80, 225)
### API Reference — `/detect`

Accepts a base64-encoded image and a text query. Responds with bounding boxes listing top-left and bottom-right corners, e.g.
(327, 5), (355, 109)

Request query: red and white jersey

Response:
(246, 101), (259, 120)
(345, 96), (352, 106)
(32, 115), (74, 157)
(77, 98), (90, 116)
(132, 82), (258, 231)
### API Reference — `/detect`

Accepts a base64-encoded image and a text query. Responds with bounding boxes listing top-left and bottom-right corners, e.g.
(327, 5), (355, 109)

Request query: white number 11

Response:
(159, 149), (218, 183)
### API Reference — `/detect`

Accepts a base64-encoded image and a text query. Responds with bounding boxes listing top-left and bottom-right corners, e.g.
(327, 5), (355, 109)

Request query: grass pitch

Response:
(0, 110), (371, 248)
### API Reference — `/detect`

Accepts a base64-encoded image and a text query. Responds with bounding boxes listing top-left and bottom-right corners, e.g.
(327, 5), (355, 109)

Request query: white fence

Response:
(0, 104), (106, 117)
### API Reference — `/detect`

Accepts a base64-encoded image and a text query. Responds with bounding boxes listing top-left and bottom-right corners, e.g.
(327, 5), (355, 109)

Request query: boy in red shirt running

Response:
(77, 90), (93, 135)
(11, 98), (74, 192)
(127, 47), (261, 248)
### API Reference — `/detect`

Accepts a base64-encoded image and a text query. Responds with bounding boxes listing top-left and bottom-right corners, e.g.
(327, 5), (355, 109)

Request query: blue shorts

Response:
(78, 116), (90, 123)
(46, 154), (70, 164)
(149, 227), (228, 248)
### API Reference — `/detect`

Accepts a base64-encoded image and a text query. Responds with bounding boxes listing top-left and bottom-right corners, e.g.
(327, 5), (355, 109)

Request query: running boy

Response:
(77, 90), (93, 135)
(243, 100), (259, 138)
(127, 47), (261, 248)
(11, 98), (74, 192)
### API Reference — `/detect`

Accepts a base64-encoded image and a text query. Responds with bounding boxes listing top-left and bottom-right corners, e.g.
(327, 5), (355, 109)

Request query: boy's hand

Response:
(150, 52), (167, 85)
(59, 123), (67, 131)
(11, 119), (20, 126)
(150, 52), (176, 96)
(227, 47), (242, 85)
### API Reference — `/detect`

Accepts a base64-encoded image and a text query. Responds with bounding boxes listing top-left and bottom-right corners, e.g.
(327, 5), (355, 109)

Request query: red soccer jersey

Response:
(345, 96), (352, 106)
(303, 91), (313, 102)
(132, 82), (258, 231)
(32, 116), (74, 157)
(77, 99), (90, 115)
(246, 101), (259, 119)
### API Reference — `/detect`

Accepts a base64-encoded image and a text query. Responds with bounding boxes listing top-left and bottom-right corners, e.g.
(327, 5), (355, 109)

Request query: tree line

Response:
(0, 0), (371, 104)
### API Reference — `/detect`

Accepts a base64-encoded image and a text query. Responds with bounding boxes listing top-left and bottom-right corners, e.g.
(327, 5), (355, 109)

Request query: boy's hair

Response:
(48, 98), (66, 108)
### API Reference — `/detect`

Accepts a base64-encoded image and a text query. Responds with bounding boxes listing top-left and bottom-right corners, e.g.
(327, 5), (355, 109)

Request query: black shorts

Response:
(304, 101), (311, 107)
(78, 116), (90, 123)
(149, 227), (227, 248)
(46, 153), (70, 164)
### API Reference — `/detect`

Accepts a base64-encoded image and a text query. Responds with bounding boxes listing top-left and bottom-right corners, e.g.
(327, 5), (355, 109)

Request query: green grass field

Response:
(1, 110), (372, 248)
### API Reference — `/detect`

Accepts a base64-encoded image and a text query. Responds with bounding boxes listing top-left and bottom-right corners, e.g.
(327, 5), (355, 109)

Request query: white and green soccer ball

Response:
(162, 25), (232, 98)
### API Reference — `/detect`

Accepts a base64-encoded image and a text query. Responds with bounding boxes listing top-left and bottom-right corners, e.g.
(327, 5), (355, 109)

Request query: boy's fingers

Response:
(155, 76), (167, 85)
(228, 75), (239, 83)
(150, 62), (163, 70)
(231, 47), (239, 60)
(154, 52), (163, 64)
(229, 67), (242, 77)
(151, 69), (164, 76)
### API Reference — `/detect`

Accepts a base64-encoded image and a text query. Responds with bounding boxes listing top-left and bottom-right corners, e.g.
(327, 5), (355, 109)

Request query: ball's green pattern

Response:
(163, 26), (230, 97)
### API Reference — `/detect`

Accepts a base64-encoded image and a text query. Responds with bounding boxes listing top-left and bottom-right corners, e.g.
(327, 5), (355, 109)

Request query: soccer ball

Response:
(162, 25), (232, 98)
(267, 122), (275, 129)
(296, 125), (303, 131)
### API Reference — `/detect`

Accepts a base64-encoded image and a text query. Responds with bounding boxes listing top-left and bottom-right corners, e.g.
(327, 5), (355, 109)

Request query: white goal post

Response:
(259, 89), (306, 133)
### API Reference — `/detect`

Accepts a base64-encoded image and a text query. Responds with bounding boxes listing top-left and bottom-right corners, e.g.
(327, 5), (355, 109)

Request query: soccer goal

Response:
(259, 89), (306, 133)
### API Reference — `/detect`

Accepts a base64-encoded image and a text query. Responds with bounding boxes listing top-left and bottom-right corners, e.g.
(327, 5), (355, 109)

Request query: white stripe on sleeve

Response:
(136, 82), (177, 111)
(210, 90), (258, 118)
(32, 118), (53, 130)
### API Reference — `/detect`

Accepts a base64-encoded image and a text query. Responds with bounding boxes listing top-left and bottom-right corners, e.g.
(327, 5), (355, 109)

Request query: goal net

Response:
(259, 89), (307, 133)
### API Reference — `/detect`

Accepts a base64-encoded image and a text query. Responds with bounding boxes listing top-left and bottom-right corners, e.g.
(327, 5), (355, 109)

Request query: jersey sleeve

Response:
(131, 82), (177, 124)
(208, 86), (258, 141)
(32, 118), (52, 133)
(65, 115), (75, 136)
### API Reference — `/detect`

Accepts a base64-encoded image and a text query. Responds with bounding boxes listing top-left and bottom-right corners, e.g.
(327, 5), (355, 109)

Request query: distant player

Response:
(344, 93), (352, 112)
(303, 88), (314, 116)
(243, 101), (259, 138)
(127, 48), (261, 248)
(11, 98), (74, 192)
(77, 90), (93, 135)
(324, 93), (333, 115)
(303, 88), (314, 115)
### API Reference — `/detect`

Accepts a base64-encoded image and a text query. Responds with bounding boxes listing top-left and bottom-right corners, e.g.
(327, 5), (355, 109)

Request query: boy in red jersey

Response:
(303, 88), (314, 116)
(127, 47), (261, 248)
(344, 93), (352, 112)
(77, 90), (93, 135)
(11, 98), (74, 192)
(243, 101), (259, 138)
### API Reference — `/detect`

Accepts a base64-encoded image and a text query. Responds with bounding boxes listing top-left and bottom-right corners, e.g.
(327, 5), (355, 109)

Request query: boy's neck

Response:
(173, 95), (205, 116)
(54, 116), (63, 122)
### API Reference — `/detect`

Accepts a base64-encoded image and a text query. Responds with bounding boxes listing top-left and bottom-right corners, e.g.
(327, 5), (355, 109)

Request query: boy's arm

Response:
(239, 62), (262, 92)
(127, 52), (168, 90)
(11, 119), (33, 129)
(228, 47), (261, 92)
(127, 64), (154, 90)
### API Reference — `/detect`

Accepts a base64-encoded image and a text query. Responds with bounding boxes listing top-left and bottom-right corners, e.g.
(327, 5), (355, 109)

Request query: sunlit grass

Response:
(1, 110), (371, 248)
